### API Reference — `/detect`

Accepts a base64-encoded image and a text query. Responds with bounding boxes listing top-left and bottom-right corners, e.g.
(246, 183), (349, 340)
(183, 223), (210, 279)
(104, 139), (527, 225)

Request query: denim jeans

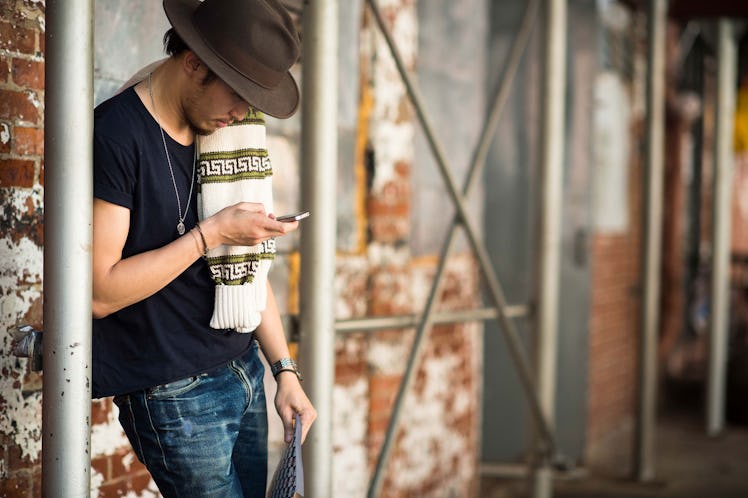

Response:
(113, 341), (268, 498)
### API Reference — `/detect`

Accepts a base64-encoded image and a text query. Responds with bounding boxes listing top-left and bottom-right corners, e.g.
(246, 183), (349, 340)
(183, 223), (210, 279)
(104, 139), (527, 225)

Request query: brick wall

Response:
(328, 2), (481, 496)
(585, 8), (645, 476)
(333, 254), (481, 498)
(586, 137), (643, 476)
(587, 150), (644, 472)
(0, 0), (46, 496)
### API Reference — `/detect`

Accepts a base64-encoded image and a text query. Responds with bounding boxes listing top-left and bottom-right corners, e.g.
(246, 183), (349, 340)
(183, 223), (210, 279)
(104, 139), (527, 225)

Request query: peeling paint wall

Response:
(333, 255), (481, 498)
(0, 0), (47, 495)
(328, 1), (483, 495)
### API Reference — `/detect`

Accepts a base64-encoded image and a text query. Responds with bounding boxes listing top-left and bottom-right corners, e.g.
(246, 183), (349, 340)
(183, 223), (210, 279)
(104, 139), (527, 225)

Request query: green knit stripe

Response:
(199, 148), (273, 184)
(206, 252), (276, 266)
(207, 252), (276, 285)
(232, 108), (265, 126)
(201, 171), (271, 184)
(201, 148), (268, 161)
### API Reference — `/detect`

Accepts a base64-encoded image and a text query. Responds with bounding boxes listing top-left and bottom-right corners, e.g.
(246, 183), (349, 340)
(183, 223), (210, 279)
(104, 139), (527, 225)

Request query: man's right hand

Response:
(201, 202), (298, 249)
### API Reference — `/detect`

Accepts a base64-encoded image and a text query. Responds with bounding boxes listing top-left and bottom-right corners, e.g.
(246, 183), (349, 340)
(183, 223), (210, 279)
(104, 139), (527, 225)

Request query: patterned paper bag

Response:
(268, 413), (304, 498)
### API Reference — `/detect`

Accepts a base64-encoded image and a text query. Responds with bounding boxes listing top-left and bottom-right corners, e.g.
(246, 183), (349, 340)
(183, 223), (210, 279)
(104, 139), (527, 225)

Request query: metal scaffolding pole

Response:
(336, 305), (531, 332)
(42, 1), (94, 496)
(298, 0), (338, 497)
(531, 0), (567, 496)
(635, 0), (667, 483)
(707, 18), (736, 437)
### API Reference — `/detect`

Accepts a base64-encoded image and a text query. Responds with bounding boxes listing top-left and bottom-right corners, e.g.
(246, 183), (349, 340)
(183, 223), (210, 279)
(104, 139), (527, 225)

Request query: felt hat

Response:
(163, 0), (301, 118)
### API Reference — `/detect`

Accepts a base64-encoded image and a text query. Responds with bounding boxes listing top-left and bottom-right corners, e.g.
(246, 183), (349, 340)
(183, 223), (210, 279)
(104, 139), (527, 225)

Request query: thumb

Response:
(282, 410), (295, 444)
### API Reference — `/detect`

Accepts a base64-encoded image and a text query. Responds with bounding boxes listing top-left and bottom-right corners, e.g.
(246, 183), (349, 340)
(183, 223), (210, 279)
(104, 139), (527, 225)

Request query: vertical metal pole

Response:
(635, 0), (667, 483)
(298, 1), (338, 497)
(707, 18), (736, 437)
(531, 0), (566, 497)
(42, 1), (94, 496)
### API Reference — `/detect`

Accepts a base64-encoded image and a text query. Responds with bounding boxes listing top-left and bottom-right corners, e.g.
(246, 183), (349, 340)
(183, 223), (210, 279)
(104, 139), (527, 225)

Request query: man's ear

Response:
(182, 51), (206, 79)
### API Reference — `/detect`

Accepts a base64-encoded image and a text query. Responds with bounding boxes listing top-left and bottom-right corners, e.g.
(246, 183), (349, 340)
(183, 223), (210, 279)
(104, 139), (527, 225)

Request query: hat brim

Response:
(163, 0), (300, 119)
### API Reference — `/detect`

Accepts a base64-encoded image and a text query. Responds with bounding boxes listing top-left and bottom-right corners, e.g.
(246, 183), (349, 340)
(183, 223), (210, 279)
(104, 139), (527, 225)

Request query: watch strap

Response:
(271, 357), (303, 381)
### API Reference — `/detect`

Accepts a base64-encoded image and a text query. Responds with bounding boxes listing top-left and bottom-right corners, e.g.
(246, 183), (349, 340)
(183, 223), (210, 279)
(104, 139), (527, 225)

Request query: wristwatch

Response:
(271, 357), (303, 381)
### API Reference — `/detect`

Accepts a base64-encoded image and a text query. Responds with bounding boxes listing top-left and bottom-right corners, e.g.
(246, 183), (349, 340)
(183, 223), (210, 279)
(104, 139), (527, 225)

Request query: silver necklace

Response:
(147, 72), (196, 236)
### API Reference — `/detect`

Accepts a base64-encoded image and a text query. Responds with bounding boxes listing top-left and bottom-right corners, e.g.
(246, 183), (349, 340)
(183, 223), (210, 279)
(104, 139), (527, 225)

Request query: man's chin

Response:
(191, 125), (215, 136)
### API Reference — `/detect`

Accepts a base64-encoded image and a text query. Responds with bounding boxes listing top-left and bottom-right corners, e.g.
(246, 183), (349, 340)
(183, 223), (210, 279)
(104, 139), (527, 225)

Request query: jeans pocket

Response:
(147, 374), (206, 400)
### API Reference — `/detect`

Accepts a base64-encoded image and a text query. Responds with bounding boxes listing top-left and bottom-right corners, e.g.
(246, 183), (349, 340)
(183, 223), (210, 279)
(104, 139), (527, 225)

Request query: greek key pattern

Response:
(206, 240), (276, 285)
(207, 253), (276, 285)
(199, 148), (272, 184)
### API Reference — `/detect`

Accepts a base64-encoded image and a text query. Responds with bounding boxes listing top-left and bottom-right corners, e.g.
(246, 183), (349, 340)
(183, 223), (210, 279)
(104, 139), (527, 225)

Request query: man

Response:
(91, 0), (315, 496)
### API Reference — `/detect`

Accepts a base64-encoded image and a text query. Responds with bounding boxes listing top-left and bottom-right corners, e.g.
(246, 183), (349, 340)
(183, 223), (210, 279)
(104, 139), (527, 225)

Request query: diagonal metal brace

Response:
(366, 0), (561, 496)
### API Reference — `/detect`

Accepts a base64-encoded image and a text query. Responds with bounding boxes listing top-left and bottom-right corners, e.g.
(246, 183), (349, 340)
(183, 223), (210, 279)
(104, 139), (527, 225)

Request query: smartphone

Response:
(276, 210), (310, 222)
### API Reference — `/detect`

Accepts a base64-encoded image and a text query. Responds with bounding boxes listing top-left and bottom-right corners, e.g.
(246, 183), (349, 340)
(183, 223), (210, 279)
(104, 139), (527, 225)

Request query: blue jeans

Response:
(113, 342), (268, 498)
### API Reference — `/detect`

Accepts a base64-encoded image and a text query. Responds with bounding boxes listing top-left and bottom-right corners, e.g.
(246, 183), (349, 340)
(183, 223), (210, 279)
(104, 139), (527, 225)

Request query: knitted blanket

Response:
(117, 62), (274, 333)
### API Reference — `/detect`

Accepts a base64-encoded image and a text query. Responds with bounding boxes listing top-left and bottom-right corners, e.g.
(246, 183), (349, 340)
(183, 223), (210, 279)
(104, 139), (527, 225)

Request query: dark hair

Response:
(163, 28), (188, 57)
(163, 28), (217, 85)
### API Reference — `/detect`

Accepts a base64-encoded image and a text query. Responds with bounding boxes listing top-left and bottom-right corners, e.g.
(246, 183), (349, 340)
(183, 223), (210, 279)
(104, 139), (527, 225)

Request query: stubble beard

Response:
(183, 82), (216, 137)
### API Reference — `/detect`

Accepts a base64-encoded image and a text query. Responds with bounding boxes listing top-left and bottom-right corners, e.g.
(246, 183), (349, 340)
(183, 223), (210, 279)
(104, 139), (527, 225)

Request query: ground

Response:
(479, 410), (748, 498)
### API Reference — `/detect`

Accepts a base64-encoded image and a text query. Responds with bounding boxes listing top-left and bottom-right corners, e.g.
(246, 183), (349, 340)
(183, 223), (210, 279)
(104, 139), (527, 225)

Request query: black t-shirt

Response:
(92, 86), (251, 398)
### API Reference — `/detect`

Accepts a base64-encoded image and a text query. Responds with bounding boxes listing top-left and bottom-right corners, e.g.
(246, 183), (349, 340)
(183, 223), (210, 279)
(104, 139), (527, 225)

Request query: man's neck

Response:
(135, 60), (194, 146)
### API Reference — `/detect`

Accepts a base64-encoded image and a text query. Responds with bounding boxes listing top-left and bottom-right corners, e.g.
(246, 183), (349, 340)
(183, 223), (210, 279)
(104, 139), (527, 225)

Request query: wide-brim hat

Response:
(163, 0), (301, 118)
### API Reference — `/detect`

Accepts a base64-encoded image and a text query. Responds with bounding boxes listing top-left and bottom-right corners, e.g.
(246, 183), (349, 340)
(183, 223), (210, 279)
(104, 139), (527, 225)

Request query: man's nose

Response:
(230, 102), (250, 121)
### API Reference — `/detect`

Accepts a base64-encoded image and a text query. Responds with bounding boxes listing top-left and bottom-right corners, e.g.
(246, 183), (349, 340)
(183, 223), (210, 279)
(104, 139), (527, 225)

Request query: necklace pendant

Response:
(177, 221), (186, 235)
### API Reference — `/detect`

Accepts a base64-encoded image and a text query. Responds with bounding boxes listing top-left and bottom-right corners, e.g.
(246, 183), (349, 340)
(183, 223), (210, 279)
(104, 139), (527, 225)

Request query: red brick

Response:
(128, 470), (155, 494)
(0, 122), (10, 154)
(12, 126), (43, 156)
(110, 449), (148, 480)
(369, 374), (402, 398)
(0, 52), (10, 84)
(0, 158), (35, 187)
(12, 58), (44, 89)
(97, 470), (154, 498)
(0, 21), (36, 54)
(335, 359), (366, 382)
(91, 398), (111, 426)
(91, 455), (110, 481)
(0, 88), (41, 123)
(5, 442), (36, 472)
(30, 466), (42, 498)
(368, 411), (394, 435)
(96, 479), (132, 498)
(0, 471), (33, 496)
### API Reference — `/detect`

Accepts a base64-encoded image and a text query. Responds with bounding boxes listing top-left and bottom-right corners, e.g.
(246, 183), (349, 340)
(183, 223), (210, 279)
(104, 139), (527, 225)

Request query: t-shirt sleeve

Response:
(93, 131), (136, 210)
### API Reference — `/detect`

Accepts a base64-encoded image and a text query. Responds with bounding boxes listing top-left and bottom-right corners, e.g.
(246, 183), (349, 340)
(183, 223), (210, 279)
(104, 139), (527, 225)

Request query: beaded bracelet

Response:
(194, 222), (209, 260)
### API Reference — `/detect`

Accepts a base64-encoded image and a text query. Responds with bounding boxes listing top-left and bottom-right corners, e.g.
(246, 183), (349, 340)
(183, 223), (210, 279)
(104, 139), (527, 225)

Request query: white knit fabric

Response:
(197, 115), (274, 332)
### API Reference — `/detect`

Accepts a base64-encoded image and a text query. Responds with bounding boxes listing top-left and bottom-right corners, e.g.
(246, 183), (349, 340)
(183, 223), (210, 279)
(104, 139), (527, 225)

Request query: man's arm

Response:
(92, 198), (205, 317)
(92, 198), (297, 318)
(255, 280), (317, 443)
